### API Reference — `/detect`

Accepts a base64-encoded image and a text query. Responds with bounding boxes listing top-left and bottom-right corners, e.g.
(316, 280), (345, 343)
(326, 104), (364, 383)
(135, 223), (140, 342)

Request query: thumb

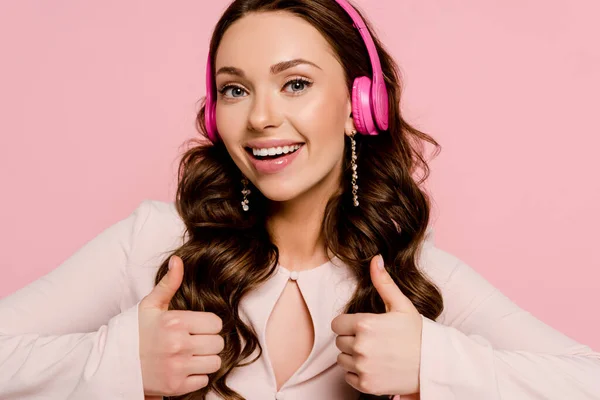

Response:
(143, 255), (184, 311)
(370, 254), (416, 314)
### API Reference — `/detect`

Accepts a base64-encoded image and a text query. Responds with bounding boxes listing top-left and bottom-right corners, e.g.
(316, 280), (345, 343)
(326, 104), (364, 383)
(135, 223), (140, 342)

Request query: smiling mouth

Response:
(245, 144), (304, 160)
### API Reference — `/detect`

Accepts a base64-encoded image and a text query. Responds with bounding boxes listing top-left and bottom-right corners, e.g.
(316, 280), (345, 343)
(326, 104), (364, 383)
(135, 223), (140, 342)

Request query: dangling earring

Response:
(349, 130), (359, 207)
(241, 177), (251, 211)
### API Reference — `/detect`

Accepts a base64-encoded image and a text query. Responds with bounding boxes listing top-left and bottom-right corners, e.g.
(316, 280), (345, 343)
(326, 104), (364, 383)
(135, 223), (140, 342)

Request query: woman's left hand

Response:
(331, 254), (423, 397)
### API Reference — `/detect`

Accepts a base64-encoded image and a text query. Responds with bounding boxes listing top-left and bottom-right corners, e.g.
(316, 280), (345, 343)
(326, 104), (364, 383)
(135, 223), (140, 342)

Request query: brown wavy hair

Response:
(155, 1), (444, 399)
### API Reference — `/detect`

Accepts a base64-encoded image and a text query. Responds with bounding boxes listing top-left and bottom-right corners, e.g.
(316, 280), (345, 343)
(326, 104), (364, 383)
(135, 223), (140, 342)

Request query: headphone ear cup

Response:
(205, 100), (218, 142)
(371, 77), (390, 131)
(352, 76), (378, 136)
(204, 54), (219, 143)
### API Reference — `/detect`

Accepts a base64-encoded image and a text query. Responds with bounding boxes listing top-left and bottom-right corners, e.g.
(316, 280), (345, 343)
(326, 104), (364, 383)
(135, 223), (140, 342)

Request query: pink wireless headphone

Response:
(204, 0), (389, 143)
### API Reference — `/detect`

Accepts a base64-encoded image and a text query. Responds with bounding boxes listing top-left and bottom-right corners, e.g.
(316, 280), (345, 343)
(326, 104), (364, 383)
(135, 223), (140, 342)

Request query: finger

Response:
(370, 254), (417, 314)
(331, 312), (370, 335)
(185, 354), (222, 375)
(335, 335), (356, 355)
(178, 374), (209, 394)
(336, 352), (358, 374)
(188, 333), (225, 356)
(344, 371), (361, 392)
(167, 310), (223, 334)
(143, 255), (184, 311)
(397, 395), (419, 400)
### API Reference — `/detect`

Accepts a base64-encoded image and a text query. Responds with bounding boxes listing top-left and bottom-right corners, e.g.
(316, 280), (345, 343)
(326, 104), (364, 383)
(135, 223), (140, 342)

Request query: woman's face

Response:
(214, 11), (355, 205)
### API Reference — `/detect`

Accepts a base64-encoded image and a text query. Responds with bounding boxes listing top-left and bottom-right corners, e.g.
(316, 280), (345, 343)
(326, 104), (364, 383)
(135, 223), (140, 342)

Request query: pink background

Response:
(1, 1), (598, 349)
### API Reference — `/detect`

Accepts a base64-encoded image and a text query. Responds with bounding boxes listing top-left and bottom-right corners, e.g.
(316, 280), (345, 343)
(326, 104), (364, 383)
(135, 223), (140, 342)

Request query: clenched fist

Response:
(138, 255), (224, 398)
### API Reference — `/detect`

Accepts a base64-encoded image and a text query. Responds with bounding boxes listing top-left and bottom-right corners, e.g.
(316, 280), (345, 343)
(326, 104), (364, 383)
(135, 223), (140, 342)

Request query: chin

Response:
(254, 179), (307, 203)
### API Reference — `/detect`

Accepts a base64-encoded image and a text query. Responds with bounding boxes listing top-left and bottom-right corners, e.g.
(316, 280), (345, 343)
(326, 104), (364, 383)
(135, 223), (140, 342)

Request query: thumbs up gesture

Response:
(331, 255), (423, 398)
(138, 255), (224, 398)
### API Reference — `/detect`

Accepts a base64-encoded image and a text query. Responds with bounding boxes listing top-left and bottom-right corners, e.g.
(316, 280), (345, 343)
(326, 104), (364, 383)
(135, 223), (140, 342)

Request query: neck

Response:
(266, 167), (342, 271)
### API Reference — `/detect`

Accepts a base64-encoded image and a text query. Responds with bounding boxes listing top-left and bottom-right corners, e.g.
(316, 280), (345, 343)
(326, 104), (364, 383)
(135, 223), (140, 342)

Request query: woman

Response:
(1, 0), (599, 399)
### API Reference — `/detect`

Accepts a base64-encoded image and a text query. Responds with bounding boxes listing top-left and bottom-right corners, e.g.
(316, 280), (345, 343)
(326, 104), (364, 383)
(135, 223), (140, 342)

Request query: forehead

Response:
(215, 11), (337, 72)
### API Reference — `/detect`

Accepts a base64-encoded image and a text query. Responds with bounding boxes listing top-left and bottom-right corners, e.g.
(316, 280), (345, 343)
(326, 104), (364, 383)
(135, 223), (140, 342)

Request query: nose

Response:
(247, 88), (283, 133)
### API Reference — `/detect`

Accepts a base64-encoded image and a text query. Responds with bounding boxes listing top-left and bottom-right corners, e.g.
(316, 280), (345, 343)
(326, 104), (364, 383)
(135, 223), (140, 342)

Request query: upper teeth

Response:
(252, 144), (302, 157)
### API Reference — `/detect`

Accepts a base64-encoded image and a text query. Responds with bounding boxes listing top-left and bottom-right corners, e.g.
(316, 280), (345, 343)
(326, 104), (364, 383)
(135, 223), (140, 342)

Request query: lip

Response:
(247, 144), (304, 175)
(244, 138), (305, 149)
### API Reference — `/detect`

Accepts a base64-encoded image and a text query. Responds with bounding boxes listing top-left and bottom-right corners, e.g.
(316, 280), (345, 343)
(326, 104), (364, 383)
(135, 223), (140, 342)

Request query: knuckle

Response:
(160, 313), (183, 331)
(358, 376), (374, 393)
(157, 280), (170, 291)
(355, 320), (369, 332)
(165, 339), (184, 355)
(352, 340), (367, 356)
(354, 356), (368, 374)
(355, 316), (375, 333)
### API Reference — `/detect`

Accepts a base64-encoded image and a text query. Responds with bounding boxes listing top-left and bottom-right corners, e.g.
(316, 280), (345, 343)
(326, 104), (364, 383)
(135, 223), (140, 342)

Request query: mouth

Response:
(244, 143), (305, 174)
(244, 143), (305, 160)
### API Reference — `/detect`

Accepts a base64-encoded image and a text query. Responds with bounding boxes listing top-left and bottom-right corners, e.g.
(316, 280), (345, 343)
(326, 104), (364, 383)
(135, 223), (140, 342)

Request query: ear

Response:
(345, 98), (356, 137)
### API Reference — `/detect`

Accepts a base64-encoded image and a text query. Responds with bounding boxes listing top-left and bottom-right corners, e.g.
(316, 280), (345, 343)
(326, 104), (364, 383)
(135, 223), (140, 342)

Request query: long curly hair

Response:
(155, 1), (444, 399)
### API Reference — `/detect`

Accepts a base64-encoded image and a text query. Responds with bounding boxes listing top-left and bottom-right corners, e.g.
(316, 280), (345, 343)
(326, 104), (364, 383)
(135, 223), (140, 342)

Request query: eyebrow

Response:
(215, 58), (322, 78)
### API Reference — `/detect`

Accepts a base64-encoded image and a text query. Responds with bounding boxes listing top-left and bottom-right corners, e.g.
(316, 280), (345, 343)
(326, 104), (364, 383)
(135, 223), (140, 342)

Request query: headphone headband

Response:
(334, 0), (382, 75)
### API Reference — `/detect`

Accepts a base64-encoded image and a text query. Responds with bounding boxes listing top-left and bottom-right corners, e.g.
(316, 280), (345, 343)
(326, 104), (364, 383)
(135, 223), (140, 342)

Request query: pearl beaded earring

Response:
(349, 130), (359, 207)
(241, 177), (250, 211)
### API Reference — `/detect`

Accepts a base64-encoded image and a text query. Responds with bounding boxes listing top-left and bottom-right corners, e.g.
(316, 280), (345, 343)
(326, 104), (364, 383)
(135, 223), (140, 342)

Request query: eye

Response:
(283, 78), (313, 94)
(217, 78), (313, 99)
(218, 84), (248, 99)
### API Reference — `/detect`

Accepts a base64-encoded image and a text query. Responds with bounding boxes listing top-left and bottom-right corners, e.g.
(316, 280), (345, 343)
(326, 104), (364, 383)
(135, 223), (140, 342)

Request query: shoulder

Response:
(417, 226), (462, 289)
(417, 227), (506, 327)
(126, 199), (186, 270)
(116, 199), (188, 301)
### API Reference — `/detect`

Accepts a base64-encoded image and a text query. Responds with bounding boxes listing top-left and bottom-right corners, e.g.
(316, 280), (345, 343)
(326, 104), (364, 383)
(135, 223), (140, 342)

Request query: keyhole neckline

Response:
(276, 255), (340, 277)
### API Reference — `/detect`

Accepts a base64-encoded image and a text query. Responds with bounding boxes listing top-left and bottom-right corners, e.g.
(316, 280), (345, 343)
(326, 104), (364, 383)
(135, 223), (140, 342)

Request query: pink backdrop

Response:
(1, 1), (598, 350)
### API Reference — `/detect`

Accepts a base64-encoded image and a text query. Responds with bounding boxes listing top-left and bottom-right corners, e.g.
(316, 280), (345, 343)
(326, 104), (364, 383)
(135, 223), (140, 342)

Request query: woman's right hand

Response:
(138, 255), (224, 398)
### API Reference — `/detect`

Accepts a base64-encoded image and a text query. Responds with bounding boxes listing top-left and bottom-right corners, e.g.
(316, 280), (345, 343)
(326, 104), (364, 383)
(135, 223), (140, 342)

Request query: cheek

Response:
(215, 104), (249, 162)
(215, 103), (246, 140)
(289, 88), (348, 137)
(297, 89), (346, 124)
(290, 90), (348, 161)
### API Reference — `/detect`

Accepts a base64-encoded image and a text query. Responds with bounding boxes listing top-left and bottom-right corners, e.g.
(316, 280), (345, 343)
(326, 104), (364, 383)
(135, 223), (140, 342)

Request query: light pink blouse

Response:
(1, 200), (599, 399)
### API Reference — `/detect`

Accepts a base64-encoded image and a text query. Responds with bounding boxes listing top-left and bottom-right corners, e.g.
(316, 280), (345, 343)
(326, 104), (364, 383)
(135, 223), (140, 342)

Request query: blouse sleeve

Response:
(417, 243), (600, 399)
(0, 200), (153, 400)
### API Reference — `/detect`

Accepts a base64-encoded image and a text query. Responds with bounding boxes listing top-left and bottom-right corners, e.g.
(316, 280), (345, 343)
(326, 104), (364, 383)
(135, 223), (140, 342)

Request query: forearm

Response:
(0, 304), (144, 400)
(419, 317), (600, 399)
